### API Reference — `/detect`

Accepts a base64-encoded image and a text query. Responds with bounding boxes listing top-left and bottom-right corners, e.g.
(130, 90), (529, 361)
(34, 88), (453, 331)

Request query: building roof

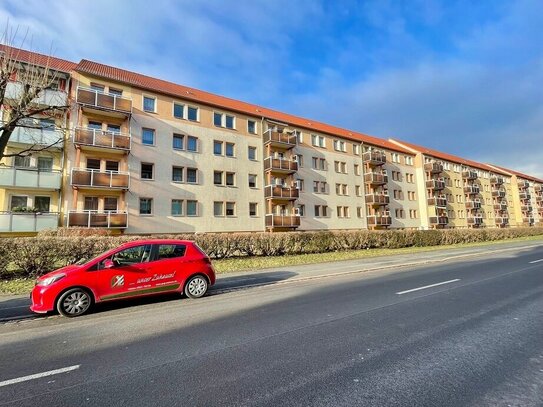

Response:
(74, 59), (413, 154)
(389, 138), (513, 175)
(0, 45), (77, 73)
(487, 164), (543, 183)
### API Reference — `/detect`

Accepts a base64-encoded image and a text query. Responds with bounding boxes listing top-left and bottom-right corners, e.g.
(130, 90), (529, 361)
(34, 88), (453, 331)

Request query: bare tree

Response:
(0, 26), (69, 161)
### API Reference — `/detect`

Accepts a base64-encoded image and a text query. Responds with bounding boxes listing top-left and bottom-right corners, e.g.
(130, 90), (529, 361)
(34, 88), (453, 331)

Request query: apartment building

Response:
(0, 47), (76, 234)
(1, 46), (542, 235)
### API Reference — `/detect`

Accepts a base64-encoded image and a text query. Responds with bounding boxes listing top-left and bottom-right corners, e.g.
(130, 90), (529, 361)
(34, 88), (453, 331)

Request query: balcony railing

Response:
(462, 170), (478, 180)
(522, 217), (534, 224)
(520, 205), (532, 212)
(9, 126), (64, 147)
(495, 217), (509, 225)
(367, 214), (392, 226)
(364, 172), (388, 185)
(464, 185), (480, 194)
(76, 86), (132, 113)
(490, 176), (504, 185)
(492, 190), (506, 198)
(365, 194), (390, 206)
(0, 212), (59, 232)
(493, 202), (508, 211)
(73, 127), (131, 151)
(465, 200), (481, 209)
(426, 179), (445, 190)
(519, 192), (531, 200)
(467, 216), (484, 225)
(6, 82), (68, 107)
(71, 168), (130, 189)
(263, 130), (297, 148)
(535, 185), (542, 192)
(265, 214), (300, 228)
(427, 196), (447, 207)
(424, 162), (443, 173)
(0, 167), (61, 189)
(264, 157), (298, 173)
(429, 216), (449, 225)
(519, 180), (530, 188)
(363, 150), (386, 166)
(67, 210), (128, 228)
(264, 185), (299, 200)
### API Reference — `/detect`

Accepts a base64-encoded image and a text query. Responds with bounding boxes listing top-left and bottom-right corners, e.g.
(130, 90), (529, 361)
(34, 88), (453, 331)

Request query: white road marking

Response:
(0, 365), (80, 388)
(528, 259), (543, 264)
(396, 279), (460, 295)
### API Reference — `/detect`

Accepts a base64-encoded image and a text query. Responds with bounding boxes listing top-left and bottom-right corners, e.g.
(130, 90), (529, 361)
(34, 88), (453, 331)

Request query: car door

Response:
(93, 244), (154, 301)
(141, 243), (188, 292)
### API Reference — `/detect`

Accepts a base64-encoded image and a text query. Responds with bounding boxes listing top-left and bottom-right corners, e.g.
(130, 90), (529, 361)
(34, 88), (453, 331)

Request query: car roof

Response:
(120, 239), (194, 248)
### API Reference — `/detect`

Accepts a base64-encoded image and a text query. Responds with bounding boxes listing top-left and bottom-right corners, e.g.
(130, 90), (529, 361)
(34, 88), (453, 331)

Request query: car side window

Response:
(111, 245), (152, 266)
(157, 244), (186, 260)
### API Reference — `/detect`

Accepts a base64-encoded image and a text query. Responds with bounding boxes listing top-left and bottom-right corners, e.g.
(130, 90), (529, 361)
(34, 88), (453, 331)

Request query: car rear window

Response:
(157, 244), (186, 260)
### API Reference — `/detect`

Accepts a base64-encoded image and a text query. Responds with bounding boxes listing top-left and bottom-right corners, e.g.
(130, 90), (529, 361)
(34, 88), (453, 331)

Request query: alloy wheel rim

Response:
(63, 292), (90, 315)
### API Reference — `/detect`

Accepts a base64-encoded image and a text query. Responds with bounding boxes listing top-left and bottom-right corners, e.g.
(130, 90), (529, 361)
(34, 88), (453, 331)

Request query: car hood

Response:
(40, 264), (82, 279)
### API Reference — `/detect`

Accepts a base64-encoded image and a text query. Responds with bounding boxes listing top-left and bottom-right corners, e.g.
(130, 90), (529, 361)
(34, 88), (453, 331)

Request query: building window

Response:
(225, 172), (235, 186)
(213, 201), (224, 217)
(214, 171), (223, 185)
(187, 106), (199, 121)
(314, 205), (328, 217)
(297, 204), (305, 217)
(213, 113), (222, 127)
(187, 136), (198, 152)
(171, 199), (183, 216)
(409, 209), (418, 219)
(295, 179), (304, 191)
(172, 166), (183, 182)
(247, 120), (257, 134)
(311, 134), (326, 148)
(334, 161), (347, 174)
(186, 200), (198, 216)
(405, 156), (413, 165)
(141, 163), (154, 180)
(37, 157), (53, 171)
(186, 168), (198, 184)
(249, 202), (258, 217)
(312, 157), (326, 170)
(84, 196), (98, 211)
(357, 207), (363, 218)
(336, 206), (350, 218)
(248, 174), (257, 188)
(295, 154), (303, 167)
(34, 196), (51, 212)
(105, 160), (119, 172)
(214, 140), (223, 155)
(226, 202), (236, 216)
(408, 191), (416, 200)
(354, 164), (360, 176)
(143, 96), (156, 112)
(86, 158), (100, 170)
(142, 128), (155, 145)
(173, 134), (184, 150)
(214, 112), (236, 129)
(248, 146), (257, 160)
(392, 153), (400, 163)
(139, 198), (153, 215)
(225, 142), (235, 157)
(353, 144), (360, 155)
(294, 130), (303, 144)
(104, 197), (118, 211)
(355, 185), (361, 196)
(173, 103), (184, 119)
(225, 115), (235, 129)
(333, 140), (346, 152)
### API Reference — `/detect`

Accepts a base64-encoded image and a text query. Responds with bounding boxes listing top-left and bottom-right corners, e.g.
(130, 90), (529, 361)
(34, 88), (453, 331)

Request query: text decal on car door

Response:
(111, 275), (125, 288)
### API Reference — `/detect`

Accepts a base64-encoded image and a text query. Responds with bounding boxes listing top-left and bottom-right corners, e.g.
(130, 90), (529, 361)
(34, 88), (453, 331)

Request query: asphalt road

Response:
(1, 243), (542, 406)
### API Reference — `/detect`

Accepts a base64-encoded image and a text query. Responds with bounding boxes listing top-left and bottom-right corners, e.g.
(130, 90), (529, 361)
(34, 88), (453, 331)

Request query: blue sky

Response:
(2, 0), (542, 176)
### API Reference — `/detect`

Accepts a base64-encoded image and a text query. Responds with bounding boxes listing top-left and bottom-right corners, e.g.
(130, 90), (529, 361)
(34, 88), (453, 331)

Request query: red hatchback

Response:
(31, 240), (215, 317)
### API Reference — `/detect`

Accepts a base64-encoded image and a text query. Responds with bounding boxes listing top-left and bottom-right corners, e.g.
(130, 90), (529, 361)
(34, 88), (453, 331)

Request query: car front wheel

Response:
(184, 275), (208, 299)
(56, 288), (92, 317)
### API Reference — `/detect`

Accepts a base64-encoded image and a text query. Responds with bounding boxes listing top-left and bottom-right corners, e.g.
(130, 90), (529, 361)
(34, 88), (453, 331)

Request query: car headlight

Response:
(36, 274), (66, 287)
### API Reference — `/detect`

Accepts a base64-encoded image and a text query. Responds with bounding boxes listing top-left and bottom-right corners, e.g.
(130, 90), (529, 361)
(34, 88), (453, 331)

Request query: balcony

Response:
(519, 180), (530, 188)
(490, 176), (504, 185)
(0, 167), (61, 189)
(536, 195), (543, 203)
(535, 184), (542, 192)
(263, 157), (298, 174)
(520, 205), (532, 212)
(0, 212), (59, 232)
(427, 196), (447, 207)
(519, 191), (531, 200)
(363, 150), (386, 166)
(491, 189), (506, 198)
(367, 214), (392, 226)
(76, 86), (132, 115)
(67, 210), (127, 228)
(5, 82), (68, 107)
(365, 193), (390, 206)
(429, 216), (449, 225)
(464, 185), (480, 195)
(9, 126), (64, 147)
(522, 217), (534, 225)
(263, 130), (297, 149)
(426, 179), (445, 190)
(71, 168), (130, 189)
(265, 214), (300, 228)
(264, 185), (299, 200)
(424, 162), (443, 173)
(462, 170), (478, 180)
(364, 172), (388, 185)
(73, 127), (131, 152)
(467, 216), (484, 226)
(465, 200), (481, 209)
(493, 202), (508, 211)
(495, 217), (509, 226)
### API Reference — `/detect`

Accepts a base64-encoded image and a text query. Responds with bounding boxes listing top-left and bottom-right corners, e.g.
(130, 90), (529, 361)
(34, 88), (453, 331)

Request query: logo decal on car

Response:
(111, 275), (125, 288)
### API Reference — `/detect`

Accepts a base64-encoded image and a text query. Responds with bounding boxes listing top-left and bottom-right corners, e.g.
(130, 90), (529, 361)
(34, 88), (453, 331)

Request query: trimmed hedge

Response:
(1, 227), (542, 279)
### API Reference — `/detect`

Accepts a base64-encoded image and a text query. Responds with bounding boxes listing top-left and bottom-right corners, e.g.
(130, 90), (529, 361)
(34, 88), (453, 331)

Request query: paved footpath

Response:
(1, 239), (542, 322)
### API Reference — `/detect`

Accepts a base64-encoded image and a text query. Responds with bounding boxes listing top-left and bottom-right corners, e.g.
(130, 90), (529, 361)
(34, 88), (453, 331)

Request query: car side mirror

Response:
(104, 259), (115, 269)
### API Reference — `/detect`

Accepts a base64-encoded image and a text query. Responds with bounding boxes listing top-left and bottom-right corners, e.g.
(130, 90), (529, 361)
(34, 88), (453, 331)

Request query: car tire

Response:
(184, 275), (208, 299)
(56, 288), (93, 317)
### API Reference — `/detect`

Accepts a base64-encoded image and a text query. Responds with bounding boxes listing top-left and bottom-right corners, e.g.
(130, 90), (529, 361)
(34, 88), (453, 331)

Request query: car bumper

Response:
(30, 286), (55, 313)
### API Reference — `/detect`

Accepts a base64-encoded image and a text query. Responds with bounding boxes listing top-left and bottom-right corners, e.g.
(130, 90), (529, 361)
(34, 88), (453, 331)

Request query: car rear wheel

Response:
(184, 275), (208, 299)
(57, 288), (92, 317)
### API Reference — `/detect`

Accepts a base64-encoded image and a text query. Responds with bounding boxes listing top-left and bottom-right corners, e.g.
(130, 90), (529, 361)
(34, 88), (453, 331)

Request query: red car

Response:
(31, 239), (215, 317)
